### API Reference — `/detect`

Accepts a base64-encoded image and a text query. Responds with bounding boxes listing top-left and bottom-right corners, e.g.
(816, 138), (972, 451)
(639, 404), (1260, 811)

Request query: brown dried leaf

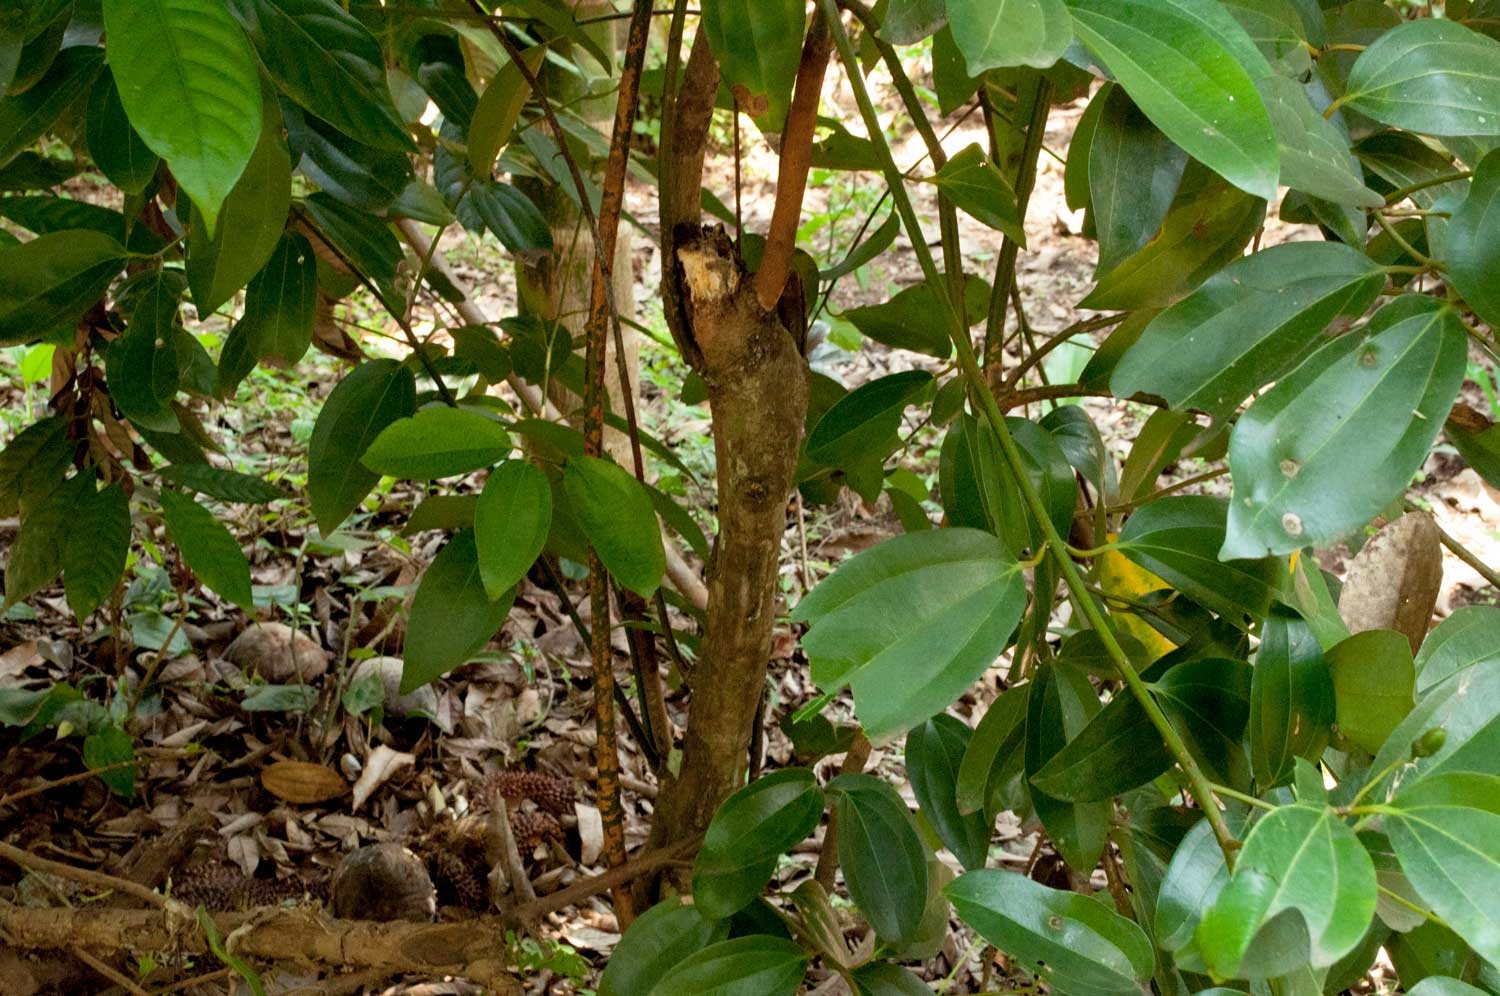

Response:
(1338, 511), (1443, 654)
(261, 760), (348, 804)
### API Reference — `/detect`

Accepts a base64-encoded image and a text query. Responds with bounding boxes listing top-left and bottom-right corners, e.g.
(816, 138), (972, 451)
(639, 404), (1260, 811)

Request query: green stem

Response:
(1372, 212), (1441, 270)
(1212, 783), (1276, 812)
(1383, 170), (1473, 205)
(818, 0), (1239, 865)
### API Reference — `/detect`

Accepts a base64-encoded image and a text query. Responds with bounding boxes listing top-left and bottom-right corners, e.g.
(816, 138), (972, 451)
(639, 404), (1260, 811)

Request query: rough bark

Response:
(649, 228), (808, 845)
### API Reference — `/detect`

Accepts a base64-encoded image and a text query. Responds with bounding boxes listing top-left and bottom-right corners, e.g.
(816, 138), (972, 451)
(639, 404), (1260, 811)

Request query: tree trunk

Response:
(648, 225), (808, 845)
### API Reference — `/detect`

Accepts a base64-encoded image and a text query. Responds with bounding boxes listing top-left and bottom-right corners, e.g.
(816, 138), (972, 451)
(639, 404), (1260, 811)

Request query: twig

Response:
(814, 732), (872, 890)
(0, 759), (140, 808)
(489, 796), (537, 908)
(0, 840), (177, 911)
(1424, 507), (1500, 589)
(69, 944), (150, 996)
(513, 836), (701, 924)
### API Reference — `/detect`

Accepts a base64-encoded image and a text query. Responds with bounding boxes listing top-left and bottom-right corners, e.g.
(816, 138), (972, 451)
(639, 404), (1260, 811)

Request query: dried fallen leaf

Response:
(261, 761), (348, 804)
(575, 802), (603, 866)
(351, 745), (415, 811)
(1339, 511), (1443, 654)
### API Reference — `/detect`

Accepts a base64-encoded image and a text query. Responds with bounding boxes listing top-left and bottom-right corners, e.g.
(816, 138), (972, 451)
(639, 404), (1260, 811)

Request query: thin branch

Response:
(0, 840), (178, 911)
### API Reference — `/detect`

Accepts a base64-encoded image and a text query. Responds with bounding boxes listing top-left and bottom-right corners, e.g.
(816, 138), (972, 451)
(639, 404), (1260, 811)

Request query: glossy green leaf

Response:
(1221, 297), (1467, 559)
(701, 0), (805, 130)
(946, 869), (1154, 993)
(290, 105), (413, 212)
(946, 0), (1071, 73)
(1025, 664), (1110, 872)
(3, 472), (86, 610)
(806, 370), (932, 469)
(1407, 979), (1493, 996)
(86, 68), (158, 193)
(1081, 163), (1266, 311)
(1223, 0), (1312, 74)
(1088, 83), (1187, 277)
(1364, 658), (1500, 806)
(0, 46), (103, 168)
(226, 0), (412, 152)
(1251, 607), (1334, 789)
(927, 143), (1026, 245)
(828, 772), (929, 944)
(464, 181), (553, 253)
(852, 963), (936, 996)
(648, 935), (807, 996)
(1064, 0), (1279, 200)
(474, 460), (550, 601)
(1156, 816), (1231, 954)
(1197, 804), (1377, 975)
(186, 122), (292, 317)
(102, 0), (262, 234)
(61, 481), (130, 619)
(158, 465), (286, 504)
(243, 230), (317, 372)
(1343, 19), (1500, 138)
(1384, 773), (1500, 965)
(1414, 605), (1500, 692)
(1118, 496), (1283, 622)
(362, 408), (512, 481)
(300, 192), (404, 312)
(563, 455), (665, 598)
(1326, 629), (1415, 756)
(1032, 657), (1251, 801)
(600, 899), (727, 996)
(1442, 149), (1500, 328)
(83, 725), (136, 799)
(1258, 74), (1381, 208)
(793, 528), (1026, 741)
(1111, 241), (1385, 419)
(907, 714), (991, 871)
(692, 768), (823, 919)
(159, 488), (253, 610)
(955, 684), (1027, 817)
(402, 529), (516, 693)
(468, 44), (544, 178)
(0, 415), (70, 518)
(307, 359), (417, 535)
(842, 281), (961, 358)
(880, 0), (947, 44)
(107, 273), (182, 433)
(0, 229), (127, 346)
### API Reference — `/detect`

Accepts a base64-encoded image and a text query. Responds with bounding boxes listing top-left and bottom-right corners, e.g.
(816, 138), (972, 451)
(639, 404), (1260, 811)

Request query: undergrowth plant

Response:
(2, 0), (1500, 993)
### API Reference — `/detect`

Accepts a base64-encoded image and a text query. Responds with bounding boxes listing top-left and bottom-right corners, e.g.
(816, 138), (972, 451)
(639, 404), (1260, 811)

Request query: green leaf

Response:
(62, 481), (130, 619)
(4, 472), (85, 610)
(946, 869), (1154, 993)
(1118, 495), (1284, 622)
(0, 229), (127, 345)
(300, 192), (404, 312)
(226, 0), (412, 152)
(946, 0), (1071, 73)
(0, 415), (70, 517)
(1196, 804), (1377, 975)
(1221, 297), (1467, 559)
(1222, 0), (1313, 74)
(600, 899), (728, 996)
(562, 456), (665, 598)
(805, 370), (932, 469)
(828, 772), (929, 944)
(648, 936), (807, 996)
(956, 684), (1027, 817)
(852, 963), (937, 996)
(1343, 19), (1500, 138)
(0, 46), (103, 168)
(289, 105), (413, 212)
(1326, 629), (1416, 756)
(0, 196), (166, 255)
(106, 273), (182, 433)
(86, 68), (159, 193)
(792, 529), (1026, 741)
(1064, 0), (1279, 200)
(1111, 241), (1386, 419)
(159, 488), (253, 610)
(474, 460), (550, 601)
(241, 684), (317, 712)
(402, 529), (516, 693)
(908, 714), (991, 871)
(927, 143), (1026, 245)
(1250, 607), (1334, 789)
(468, 44), (545, 178)
(1414, 605), (1500, 693)
(103, 0), (263, 234)
(1441, 149), (1500, 328)
(1383, 773), (1500, 966)
(238, 230), (318, 375)
(83, 725), (136, 799)
(1258, 74), (1382, 209)
(1155, 816), (1231, 954)
(1081, 162), (1266, 311)
(464, 181), (553, 253)
(186, 122), (292, 317)
(1087, 84), (1187, 278)
(361, 407), (512, 481)
(842, 281), (962, 358)
(308, 358), (416, 535)
(1408, 980), (1493, 996)
(158, 465), (286, 504)
(692, 768), (823, 919)
(880, 0), (947, 45)
(701, 0), (805, 130)
(1025, 664), (1110, 872)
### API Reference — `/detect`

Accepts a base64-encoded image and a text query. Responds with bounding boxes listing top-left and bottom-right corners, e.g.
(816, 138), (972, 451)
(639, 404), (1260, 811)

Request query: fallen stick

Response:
(0, 901), (523, 992)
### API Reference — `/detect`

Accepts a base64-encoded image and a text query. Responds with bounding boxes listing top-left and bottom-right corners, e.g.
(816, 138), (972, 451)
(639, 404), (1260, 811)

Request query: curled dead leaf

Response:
(351, 745), (415, 811)
(261, 760), (348, 804)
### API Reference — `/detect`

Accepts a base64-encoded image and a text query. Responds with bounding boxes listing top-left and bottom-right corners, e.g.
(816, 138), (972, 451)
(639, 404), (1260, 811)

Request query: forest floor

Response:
(2, 46), (1497, 996)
